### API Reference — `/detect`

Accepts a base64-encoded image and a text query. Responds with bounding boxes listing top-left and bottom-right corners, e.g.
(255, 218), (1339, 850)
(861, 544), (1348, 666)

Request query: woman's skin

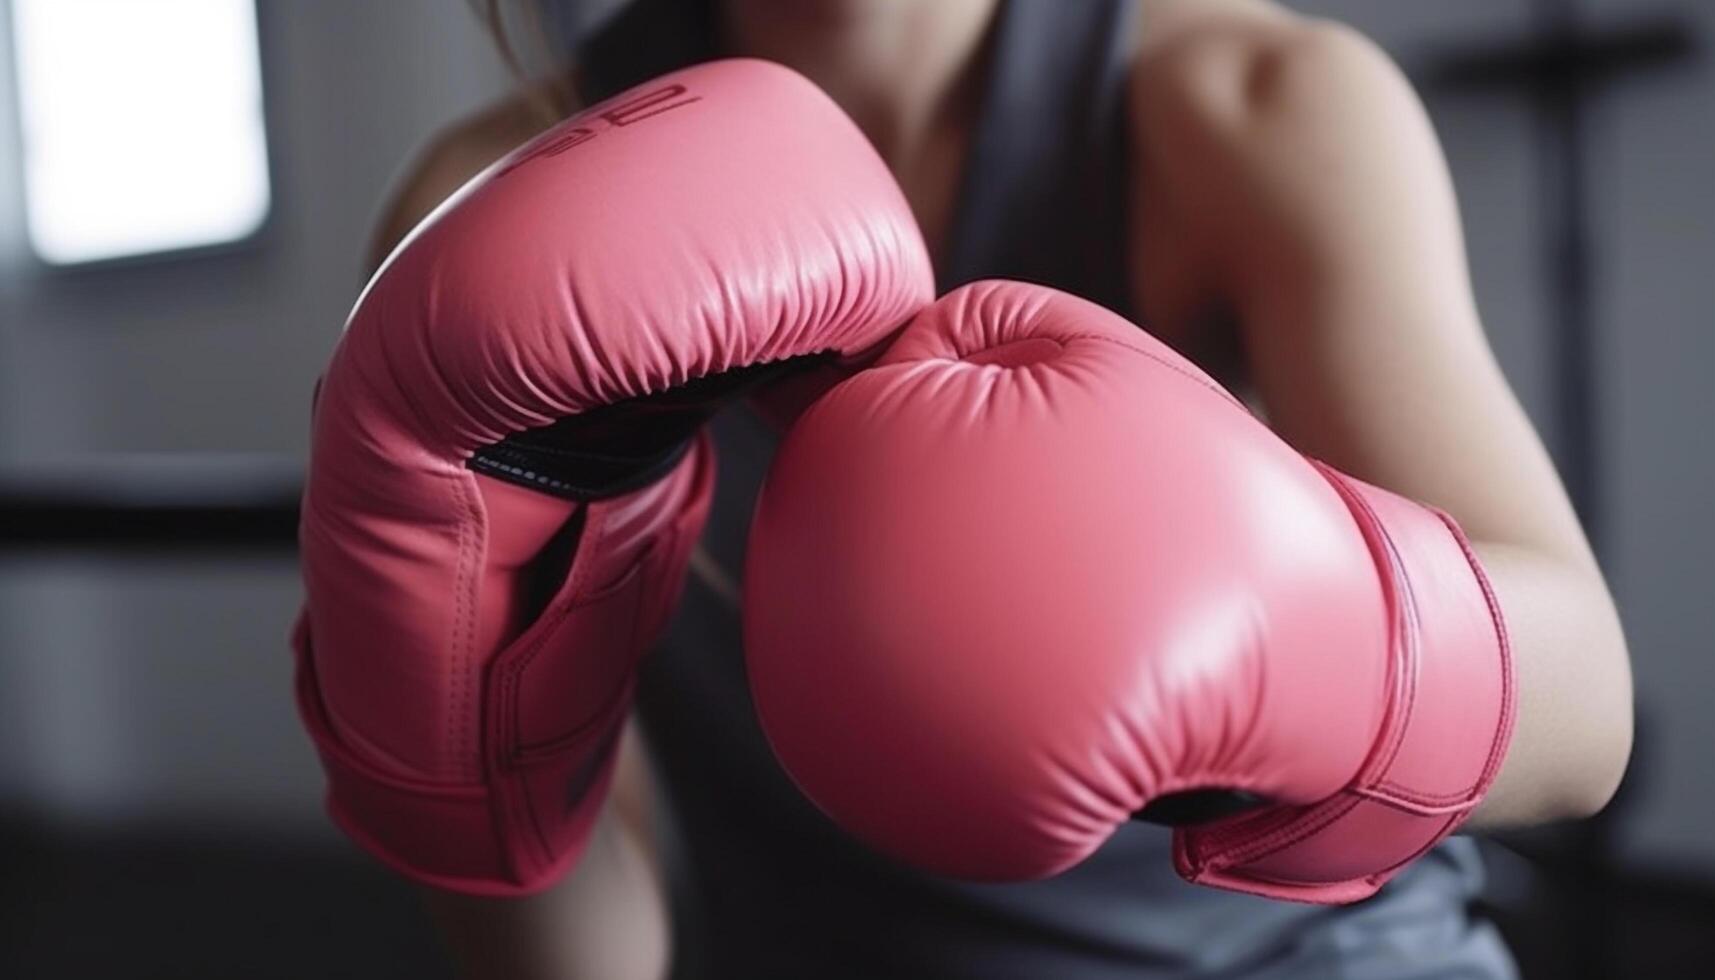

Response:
(368, 1), (1634, 976)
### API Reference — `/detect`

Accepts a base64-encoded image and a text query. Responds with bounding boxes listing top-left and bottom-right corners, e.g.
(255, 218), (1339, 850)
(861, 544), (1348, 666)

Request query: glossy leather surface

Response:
(745, 280), (1513, 904)
(295, 59), (933, 894)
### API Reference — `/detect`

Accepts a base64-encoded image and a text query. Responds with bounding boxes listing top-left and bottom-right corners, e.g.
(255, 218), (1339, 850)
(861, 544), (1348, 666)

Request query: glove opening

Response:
(470, 352), (835, 500)
(1135, 789), (1268, 827)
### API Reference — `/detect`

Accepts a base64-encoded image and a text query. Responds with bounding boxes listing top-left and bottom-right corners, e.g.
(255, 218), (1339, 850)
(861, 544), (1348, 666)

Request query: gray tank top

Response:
(575, 2), (1517, 976)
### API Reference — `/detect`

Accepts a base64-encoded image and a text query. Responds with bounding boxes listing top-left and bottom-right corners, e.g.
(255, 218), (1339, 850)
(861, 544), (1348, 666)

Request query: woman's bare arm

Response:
(363, 97), (670, 980)
(1127, 10), (1632, 827)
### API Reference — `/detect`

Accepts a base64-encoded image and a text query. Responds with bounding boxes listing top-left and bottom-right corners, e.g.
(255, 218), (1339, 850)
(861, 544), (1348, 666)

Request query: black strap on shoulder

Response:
(576, 0), (718, 103)
(942, 0), (1140, 318)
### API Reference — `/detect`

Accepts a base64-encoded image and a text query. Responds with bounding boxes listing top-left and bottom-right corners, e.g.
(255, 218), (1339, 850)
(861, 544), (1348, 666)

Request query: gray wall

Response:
(0, 0), (515, 842)
(0, 0), (1709, 872)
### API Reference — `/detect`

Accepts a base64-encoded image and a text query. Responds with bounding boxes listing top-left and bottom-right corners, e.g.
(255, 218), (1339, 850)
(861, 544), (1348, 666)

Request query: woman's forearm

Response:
(421, 802), (670, 980)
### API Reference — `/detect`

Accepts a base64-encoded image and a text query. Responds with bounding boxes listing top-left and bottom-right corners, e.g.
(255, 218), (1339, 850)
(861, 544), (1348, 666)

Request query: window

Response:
(11, 0), (270, 264)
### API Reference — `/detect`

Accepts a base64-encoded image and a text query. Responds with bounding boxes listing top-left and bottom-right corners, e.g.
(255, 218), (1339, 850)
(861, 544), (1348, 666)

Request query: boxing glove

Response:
(294, 59), (932, 896)
(744, 280), (1514, 904)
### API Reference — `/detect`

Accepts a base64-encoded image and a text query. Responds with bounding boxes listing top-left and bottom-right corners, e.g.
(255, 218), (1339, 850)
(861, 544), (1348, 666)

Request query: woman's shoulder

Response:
(1129, 0), (1388, 119)
(1117, 0), (1413, 346)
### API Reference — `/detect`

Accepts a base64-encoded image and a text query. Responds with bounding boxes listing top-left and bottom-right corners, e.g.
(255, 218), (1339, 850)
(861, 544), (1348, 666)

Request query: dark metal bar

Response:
(1536, 0), (1603, 547)
(0, 454), (301, 553)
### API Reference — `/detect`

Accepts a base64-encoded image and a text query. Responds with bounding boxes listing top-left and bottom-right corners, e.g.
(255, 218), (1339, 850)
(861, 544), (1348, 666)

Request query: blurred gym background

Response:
(0, 1), (1708, 977)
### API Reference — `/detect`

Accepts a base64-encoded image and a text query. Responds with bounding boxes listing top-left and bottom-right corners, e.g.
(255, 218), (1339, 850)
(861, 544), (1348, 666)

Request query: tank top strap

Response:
(941, 0), (1140, 319)
(573, 0), (717, 102)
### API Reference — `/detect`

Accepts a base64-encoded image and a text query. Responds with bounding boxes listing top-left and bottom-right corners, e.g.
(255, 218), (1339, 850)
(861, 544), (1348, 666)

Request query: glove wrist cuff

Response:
(1175, 466), (1516, 904)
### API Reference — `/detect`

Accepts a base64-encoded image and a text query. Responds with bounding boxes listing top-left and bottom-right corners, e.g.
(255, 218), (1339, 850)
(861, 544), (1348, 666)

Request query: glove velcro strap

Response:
(1174, 466), (1516, 904)
(293, 614), (625, 896)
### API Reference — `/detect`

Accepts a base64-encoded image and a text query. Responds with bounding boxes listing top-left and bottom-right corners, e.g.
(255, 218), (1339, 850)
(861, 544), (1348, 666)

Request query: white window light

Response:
(11, 0), (271, 265)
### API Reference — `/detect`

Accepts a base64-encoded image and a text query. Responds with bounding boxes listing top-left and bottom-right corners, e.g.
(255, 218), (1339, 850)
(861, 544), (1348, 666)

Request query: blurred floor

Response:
(3, 818), (1714, 978)
(0, 818), (451, 980)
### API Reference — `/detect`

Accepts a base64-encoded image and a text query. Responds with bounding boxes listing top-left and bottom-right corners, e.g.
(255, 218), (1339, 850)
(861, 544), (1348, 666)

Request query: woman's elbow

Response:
(1563, 681), (1635, 821)
(1555, 603), (1636, 821)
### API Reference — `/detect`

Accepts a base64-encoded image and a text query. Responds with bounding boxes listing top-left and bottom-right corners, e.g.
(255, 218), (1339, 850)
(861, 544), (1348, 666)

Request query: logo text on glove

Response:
(497, 84), (701, 177)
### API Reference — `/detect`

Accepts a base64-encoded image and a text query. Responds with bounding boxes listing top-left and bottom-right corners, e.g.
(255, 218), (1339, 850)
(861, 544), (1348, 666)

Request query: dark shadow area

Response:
(1477, 842), (1715, 979)
(0, 817), (451, 980)
(6, 813), (1715, 978)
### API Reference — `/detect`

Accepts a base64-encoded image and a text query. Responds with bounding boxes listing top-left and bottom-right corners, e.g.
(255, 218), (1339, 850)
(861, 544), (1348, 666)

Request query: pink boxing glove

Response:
(744, 280), (1515, 904)
(294, 59), (932, 896)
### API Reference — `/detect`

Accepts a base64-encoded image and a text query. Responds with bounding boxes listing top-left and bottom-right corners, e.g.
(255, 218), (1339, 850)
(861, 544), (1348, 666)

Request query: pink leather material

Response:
(295, 59), (933, 894)
(743, 280), (1514, 904)
(1175, 468), (1516, 901)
